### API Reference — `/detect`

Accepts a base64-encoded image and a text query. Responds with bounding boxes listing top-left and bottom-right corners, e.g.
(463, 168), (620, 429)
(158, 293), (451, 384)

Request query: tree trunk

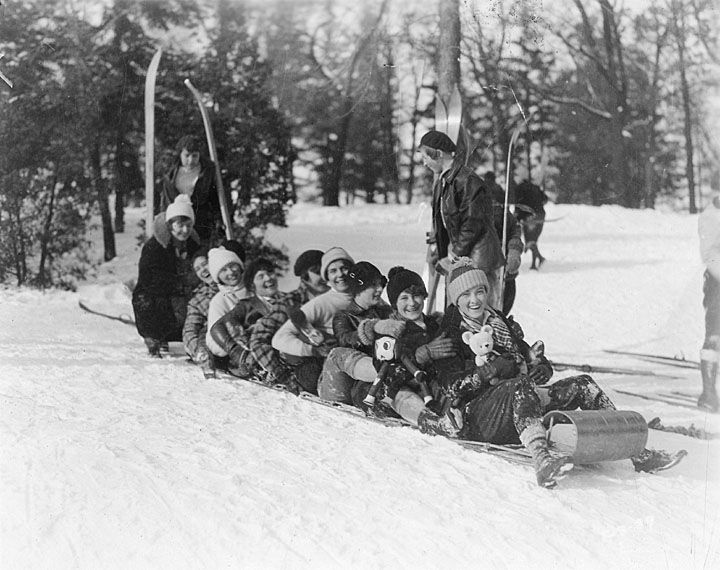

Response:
(36, 176), (58, 288)
(91, 142), (117, 261)
(673, 0), (697, 213)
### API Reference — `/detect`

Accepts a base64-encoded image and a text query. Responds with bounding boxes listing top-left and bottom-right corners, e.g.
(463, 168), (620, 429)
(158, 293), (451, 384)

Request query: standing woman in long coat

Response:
(160, 135), (221, 246)
(133, 195), (200, 356)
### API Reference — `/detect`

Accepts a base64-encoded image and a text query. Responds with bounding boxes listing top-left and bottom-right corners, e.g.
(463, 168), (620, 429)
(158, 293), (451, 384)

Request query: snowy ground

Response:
(1, 202), (719, 570)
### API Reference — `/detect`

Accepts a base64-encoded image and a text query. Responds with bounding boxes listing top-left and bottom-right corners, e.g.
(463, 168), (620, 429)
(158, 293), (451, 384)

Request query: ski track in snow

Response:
(1, 204), (719, 570)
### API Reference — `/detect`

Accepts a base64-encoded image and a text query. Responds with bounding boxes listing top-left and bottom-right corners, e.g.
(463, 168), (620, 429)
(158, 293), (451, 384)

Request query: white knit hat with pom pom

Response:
(165, 194), (195, 223)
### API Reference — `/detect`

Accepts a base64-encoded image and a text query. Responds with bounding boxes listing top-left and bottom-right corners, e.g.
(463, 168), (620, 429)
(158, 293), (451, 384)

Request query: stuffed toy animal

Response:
(461, 325), (495, 366)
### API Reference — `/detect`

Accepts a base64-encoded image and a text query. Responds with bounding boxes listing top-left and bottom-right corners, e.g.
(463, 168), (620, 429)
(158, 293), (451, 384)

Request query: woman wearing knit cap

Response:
(205, 247), (249, 361)
(160, 135), (221, 245)
(268, 247), (356, 393)
(132, 194), (201, 356)
(419, 130), (504, 310)
(432, 258), (686, 487)
(315, 263), (458, 436)
(209, 258), (300, 379)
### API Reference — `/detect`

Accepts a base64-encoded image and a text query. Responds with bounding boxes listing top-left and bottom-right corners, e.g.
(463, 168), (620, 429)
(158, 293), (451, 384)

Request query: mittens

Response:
(415, 333), (457, 365)
(506, 249), (522, 275)
(374, 319), (406, 337)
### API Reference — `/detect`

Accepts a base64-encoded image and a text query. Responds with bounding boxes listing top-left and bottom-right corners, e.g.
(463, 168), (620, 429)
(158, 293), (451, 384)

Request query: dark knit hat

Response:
(220, 239), (246, 263)
(447, 258), (489, 305)
(243, 258), (276, 291)
(346, 261), (387, 296)
(420, 130), (457, 154)
(386, 266), (427, 307)
(293, 249), (324, 277)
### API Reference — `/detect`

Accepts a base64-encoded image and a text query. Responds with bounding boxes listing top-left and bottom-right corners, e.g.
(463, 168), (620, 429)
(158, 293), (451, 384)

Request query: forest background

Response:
(0, 0), (718, 288)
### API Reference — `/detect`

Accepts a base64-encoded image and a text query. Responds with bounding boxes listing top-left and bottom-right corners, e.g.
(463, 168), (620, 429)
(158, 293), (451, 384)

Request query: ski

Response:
(603, 350), (699, 370)
(144, 48), (162, 239)
(78, 300), (135, 326)
(184, 78), (234, 241)
(550, 361), (680, 378)
(613, 388), (699, 410)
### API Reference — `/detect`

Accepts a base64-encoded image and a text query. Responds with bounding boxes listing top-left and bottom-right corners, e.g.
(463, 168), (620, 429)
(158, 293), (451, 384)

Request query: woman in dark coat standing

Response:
(160, 135), (221, 246)
(133, 194), (200, 356)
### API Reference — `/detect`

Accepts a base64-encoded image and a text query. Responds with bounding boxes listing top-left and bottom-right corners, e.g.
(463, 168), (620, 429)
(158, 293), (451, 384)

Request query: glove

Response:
(529, 364), (553, 384)
(311, 344), (332, 358)
(374, 319), (406, 338)
(481, 354), (518, 380)
(506, 249), (522, 276)
(415, 333), (457, 365)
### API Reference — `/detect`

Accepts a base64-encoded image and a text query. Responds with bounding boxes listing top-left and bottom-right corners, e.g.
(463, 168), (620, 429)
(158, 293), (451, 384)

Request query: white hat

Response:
(165, 194), (195, 223)
(208, 248), (243, 283)
(320, 247), (354, 280)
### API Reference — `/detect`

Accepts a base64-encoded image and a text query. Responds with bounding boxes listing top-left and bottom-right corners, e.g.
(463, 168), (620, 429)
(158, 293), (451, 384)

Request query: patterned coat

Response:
(183, 281), (219, 361)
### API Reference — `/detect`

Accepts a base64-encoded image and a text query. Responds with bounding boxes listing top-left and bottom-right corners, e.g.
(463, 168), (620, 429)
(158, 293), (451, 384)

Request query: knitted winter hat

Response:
(220, 239), (246, 263)
(320, 247), (354, 280)
(420, 130), (457, 154)
(243, 258), (276, 291)
(294, 249), (324, 277)
(447, 258), (489, 306)
(208, 247), (243, 283)
(165, 194), (195, 223)
(346, 261), (387, 296)
(386, 266), (427, 308)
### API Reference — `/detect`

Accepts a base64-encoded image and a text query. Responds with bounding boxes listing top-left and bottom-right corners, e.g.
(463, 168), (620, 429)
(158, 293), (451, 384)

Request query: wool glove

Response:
(506, 249), (522, 276)
(311, 344), (332, 358)
(415, 333), (457, 365)
(529, 363), (553, 385)
(374, 319), (406, 338)
(477, 354), (518, 383)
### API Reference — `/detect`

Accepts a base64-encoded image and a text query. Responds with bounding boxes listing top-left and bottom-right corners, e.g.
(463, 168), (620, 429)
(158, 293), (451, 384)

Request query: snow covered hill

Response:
(1, 202), (718, 570)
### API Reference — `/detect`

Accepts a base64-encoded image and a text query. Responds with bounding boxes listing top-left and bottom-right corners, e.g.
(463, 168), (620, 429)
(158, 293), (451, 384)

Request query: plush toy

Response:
(462, 325), (495, 366)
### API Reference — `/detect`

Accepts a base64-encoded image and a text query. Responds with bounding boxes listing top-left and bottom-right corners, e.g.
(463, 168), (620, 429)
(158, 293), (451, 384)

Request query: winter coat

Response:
(183, 281), (219, 361)
(209, 291), (301, 357)
(132, 214), (200, 340)
(699, 199), (720, 281)
(160, 156), (220, 243)
(432, 162), (504, 272)
(272, 289), (354, 358)
(205, 285), (251, 356)
(514, 180), (548, 221)
(332, 302), (394, 355)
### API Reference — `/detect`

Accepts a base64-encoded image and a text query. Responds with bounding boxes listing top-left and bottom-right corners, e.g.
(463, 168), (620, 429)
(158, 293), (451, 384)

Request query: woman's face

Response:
(169, 218), (193, 242)
(303, 265), (330, 294)
(193, 256), (213, 285)
(326, 260), (351, 293)
(252, 269), (278, 297)
(218, 262), (243, 287)
(354, 282), (384, 309)
(180, 148), (200, 168)
(395, 290), (426, 322)
(457, 285), (488, 320)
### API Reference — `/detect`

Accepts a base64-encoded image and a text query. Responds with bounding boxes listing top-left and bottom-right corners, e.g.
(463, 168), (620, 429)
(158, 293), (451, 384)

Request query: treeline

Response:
(0, 0), (717, 287)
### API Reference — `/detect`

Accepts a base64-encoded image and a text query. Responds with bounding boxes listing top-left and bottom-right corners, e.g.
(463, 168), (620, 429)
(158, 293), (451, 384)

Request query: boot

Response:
(144, 337), (162, 358)
(631, 448), (688, 473)
(518, 421), (573, 488)
(698, 348), (719, 413)
(417, 408), (461, 438)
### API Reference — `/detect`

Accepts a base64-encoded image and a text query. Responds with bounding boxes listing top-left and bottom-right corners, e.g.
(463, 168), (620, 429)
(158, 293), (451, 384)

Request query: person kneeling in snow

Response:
(132, 195), (200, 357)
(432, 258), (686, 488)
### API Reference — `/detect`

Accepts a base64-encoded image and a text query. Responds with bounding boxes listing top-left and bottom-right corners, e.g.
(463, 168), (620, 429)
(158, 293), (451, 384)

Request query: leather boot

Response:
(417, 408), (461, 438)
(519, 421), (573, 488)
(698, 348), (719, 413)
